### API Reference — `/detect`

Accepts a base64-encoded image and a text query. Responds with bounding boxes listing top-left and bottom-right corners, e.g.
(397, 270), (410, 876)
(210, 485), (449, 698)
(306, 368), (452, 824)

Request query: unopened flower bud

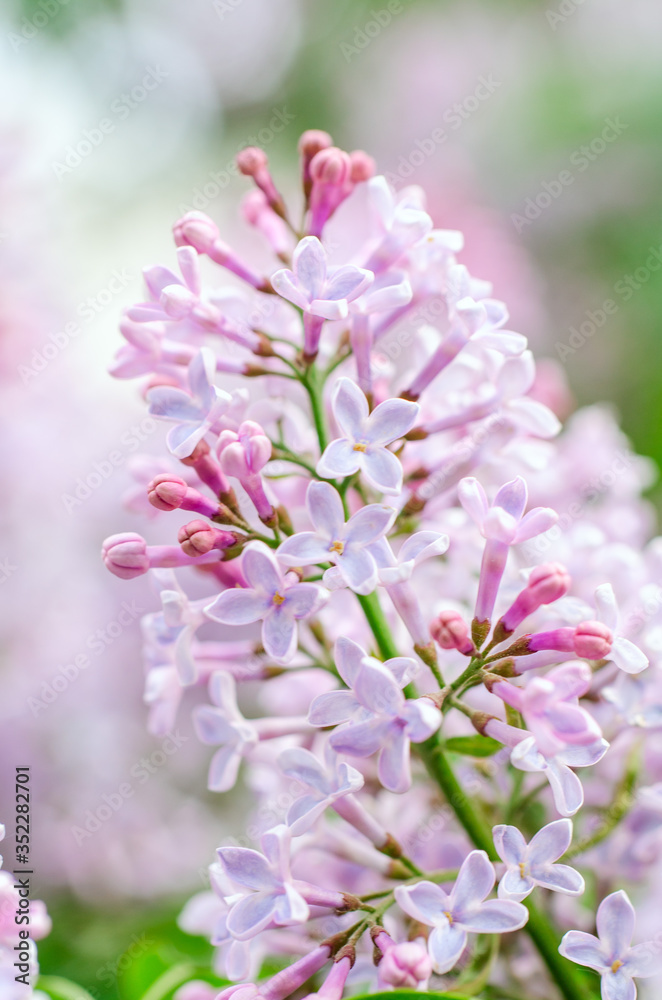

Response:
(178, 520), (238, 557)
(147, 474), (221, 518)
(310, 146), (352, 187)
(430, 609), (475, 654)
(498, 563), (571, 636)
(349, 149), (376, 183)
(173, 211), (219, 254)
(573, 620), (613, 659)
(378, 940), (432, 989)
(217, 421), (272, 480)
(102, 533), (149, 579)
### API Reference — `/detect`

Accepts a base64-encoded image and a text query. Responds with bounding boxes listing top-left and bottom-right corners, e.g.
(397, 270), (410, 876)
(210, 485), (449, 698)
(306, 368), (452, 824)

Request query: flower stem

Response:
(355, 587), (597, 1000)
(301, 364), (329, 452)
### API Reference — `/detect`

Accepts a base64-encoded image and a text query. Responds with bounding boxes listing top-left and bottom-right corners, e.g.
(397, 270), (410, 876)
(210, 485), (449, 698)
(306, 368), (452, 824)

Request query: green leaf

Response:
(37, 977), (99, 1000)
(445, 735), (501, 757)
(138, 963), (198, 1000)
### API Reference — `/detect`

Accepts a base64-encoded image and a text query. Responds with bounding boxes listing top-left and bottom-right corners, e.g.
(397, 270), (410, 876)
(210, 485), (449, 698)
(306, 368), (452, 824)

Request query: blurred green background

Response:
(5, 0), (662, 994)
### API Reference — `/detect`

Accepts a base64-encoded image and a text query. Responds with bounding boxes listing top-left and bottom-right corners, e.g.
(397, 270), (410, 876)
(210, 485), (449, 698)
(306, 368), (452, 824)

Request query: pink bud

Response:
(102, 533), (149, 579)
(236, 146), (268, 176)
(378, 941), (432, 989)
(349, 149), (376, 183)
(217, 421), (272, 479)
(298, 129), (333, 159)
(500, 563), (571, 633)
(178, 520), (237, 557)
(173, 211), (220, 254)
(310, 147), (351, 187)
(573, 620), (612, 659)
(148, 474), (188, 511)
(174, 983), (218, 1000)
(159, 284), (196, 319)
(430, 609), (475, 654)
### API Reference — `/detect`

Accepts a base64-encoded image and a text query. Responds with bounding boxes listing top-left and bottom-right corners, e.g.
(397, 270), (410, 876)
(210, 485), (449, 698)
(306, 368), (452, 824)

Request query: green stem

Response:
(301, 364), (329, 452)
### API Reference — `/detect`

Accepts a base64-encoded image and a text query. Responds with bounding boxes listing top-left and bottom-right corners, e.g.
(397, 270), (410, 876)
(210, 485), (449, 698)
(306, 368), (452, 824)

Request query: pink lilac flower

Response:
(395, 851), (528, 974)
(309, 639), (441, 792)
(271, 236), (373, 360)
(490, 662), (603, 759)
(493, 818), (585, 901)
(316, 377), (418, 494)
(458, 475), (558, 622)
(277, 481), (395, 595)
(277, 746), (364, 836)
(205, 542), (328, 664)
(560, 890), (662, 1000)
(147, 348), (233, 458)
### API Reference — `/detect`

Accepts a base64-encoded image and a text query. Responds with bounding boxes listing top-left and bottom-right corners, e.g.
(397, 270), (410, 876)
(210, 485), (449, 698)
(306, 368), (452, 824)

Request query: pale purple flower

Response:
(205, 543), (328, 664)
(145, 568), (209, 685)
(458, 476), (558, 621)
(217, 826), (309, 941)
(147, 348), (233, 458)
(127, 246), (203, 324)
(271, 236), (373, 358)
(193, 672), (259, 792)
(363, 177), (433, 273)
(278, 746), (364, 835)
(493, 818), (585, 901)
(593, 584), (648, 675)
(511, 736), (609, 817)
(316, 377), (419, 494)
(492, 662), (602, 759)
(277, 481), (395, 595)
(309, 637), (440, 792)
(560, 890), (662, 1000)
(395, 851), (528, 974)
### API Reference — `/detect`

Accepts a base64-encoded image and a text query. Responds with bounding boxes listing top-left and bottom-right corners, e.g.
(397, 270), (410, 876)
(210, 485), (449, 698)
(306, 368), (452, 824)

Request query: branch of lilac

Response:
(97, 132), (662, 1000)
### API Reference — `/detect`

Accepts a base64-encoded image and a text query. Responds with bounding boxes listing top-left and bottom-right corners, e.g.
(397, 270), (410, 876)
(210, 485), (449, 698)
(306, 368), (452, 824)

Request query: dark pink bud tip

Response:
(298, 129), (333, 158)
(236, 147), (268, 176)
(349, 150), (377, 182)
(102, 532), (149, 579)
(147, 473), (188, 511)
(573, 620), (613, 659)
(430, 609), (474, 654)
(173, 211), (220, 254)
(310, 146), (352, 186)
(178, 519), (216, 556)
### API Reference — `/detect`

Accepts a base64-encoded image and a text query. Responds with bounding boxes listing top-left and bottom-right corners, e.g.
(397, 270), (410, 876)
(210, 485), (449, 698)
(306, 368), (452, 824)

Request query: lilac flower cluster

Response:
(102, 131), (662, 999)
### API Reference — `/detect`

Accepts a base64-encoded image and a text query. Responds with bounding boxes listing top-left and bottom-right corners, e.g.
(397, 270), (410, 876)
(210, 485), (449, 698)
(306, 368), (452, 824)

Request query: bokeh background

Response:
(2, 0), (661, 995)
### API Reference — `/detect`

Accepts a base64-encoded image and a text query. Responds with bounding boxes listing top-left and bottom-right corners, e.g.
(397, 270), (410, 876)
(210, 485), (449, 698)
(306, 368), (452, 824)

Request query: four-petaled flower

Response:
(277, 481), (395, 595)
(272, 236), (373, 320)
(560, 890), (662, 1000)
(147, 348), (232, 458)
(308, 637), (441, 792)
(217, 826), (309, 941)
(317, 377), (419, 494)
(395, 850), (529, 974)
(278, 745), (364, 835)
(493, 818), (585, 901)
(205, 542), (328, 664)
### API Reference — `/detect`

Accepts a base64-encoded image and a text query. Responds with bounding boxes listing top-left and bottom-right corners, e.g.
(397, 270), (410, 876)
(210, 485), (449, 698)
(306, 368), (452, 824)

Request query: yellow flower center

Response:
(518, 862), (528, 878)
(353, 442), (367, 452)
(611, 960), (624, 973)
(272, 592), (285, 606)
(329, 540), (345, 555)
(443, 911), (454, 926)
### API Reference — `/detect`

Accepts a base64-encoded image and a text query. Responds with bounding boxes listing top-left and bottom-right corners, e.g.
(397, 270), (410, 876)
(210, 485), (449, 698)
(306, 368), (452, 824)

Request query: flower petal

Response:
(307, 481), (346, 539)
(217, 847), (278, 892)
(610, 636), (648, 675)
(293, 236), (327, 299)
(332, 377), (369, 439)
(559, 930), (607, 972)
(532, 863), (585, 896)
(277, 532), (333, 567)
(344, 503), (395, 546)
(458, 477), (489, 528)
(241, 543), (283, 596)
(545, 759), (584, 817)
(427, 923), (468, 975)
(362, 447), (404, 495)
(262, 608), (298, 663)
(225, 892), (276, 941)
(317, 438), (361, 480)
(205, 588), (271, 626)
(528, 818), (573, 865)
(308, 690), (360, 726)
(368, 397), (419, 445)
(596, 891), (636, 960)
(460, 898), (529, 934)
(378, 727), (411, 793)
(337, 546), (378, 595)
(208, 746), (242, 792)
(395, 880), (448, 926)
(452, 850), (495, 916)
(493, 824), (527, 866)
